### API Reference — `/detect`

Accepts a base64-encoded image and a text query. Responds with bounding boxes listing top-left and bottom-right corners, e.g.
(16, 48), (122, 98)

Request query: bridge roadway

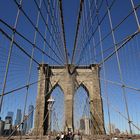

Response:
(0, 135), (140, 140)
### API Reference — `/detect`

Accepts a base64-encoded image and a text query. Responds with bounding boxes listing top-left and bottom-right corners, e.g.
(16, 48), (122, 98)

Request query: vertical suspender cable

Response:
(22, 0), (42, 134)
(94, 0), (111, 134)
(0, 0), (22, 113)
(105, 0), (132, 134)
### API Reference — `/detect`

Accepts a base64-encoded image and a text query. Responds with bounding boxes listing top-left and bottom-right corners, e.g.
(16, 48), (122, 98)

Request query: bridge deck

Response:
(0, 135), (140, 140)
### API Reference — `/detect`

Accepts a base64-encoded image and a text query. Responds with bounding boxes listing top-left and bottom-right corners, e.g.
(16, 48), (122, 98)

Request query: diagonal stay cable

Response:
(79, 71), (140, 94)
(77, 0), (139, 65)
(75, 0), (104, 65)
(99, 29), (140, 66)
(49, 0), (66, 57)
(130, 0), (140, 29)
(0, 28), (62, 65)
(42, 0), (65, 61)
(0, 67), (67, 97)
(100, 93), (140, 132)
(22, 0), (42, 134)
(80, 17), (140, 66)
(93, 0), (111, 134)
(77, 2), (140, 66)
(77, 28), (140, 67)
(74, 0), (105, 65)
(91, 3), (140, 55)
(6, 79), (60, 140)
(13, 0), (64, 65)
(75, 0), (116, 66)
(33, 0), (65, 62)
(53, 109), (60, 132)
(48, 0), (66, 61)
(0, 19), (63, 65)
(0, 0), (22, 113)
(106, 0), (133, 133)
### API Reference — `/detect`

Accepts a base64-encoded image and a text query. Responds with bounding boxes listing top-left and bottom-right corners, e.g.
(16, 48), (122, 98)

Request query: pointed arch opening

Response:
(49, 84), (65, 132)
(73, 83), (91, 135)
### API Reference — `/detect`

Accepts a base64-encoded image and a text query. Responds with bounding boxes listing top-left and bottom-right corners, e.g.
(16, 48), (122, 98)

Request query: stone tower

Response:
(33, 64), (105, 135)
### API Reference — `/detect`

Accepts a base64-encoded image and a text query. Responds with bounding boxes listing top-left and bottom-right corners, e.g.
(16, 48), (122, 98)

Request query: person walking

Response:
(56, 133), (60, 140)
(73, 132), (82, 140)
(61, 132), (65, 140)
(65, 131), (73, 140)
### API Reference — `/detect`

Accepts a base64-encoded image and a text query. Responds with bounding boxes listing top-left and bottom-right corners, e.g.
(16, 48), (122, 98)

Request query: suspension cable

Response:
(71, 0), (84, 65)
(0, 0), (22, 112)
(59, 0), (69, 67)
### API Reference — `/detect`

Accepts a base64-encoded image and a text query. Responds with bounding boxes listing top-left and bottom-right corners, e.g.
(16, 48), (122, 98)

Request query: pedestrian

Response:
(64, 131), (68, 140)
(61, 132), (65, 140)
(65, 131), (73, 140)
(56, 133), (60, 140)
(73, 132), (82, 140)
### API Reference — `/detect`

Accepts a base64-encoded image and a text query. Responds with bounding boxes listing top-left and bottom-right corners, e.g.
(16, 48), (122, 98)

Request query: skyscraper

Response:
(15, 109), (22, 126)
(22, 115), (28, 134)
(27, 105), (34, 132)
(80, 117), (90, 135)
(7, 112), (14, 124)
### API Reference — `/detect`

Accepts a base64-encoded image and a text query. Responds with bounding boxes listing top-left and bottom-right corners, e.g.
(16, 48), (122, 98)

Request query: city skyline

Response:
(1, 104), (34, 132)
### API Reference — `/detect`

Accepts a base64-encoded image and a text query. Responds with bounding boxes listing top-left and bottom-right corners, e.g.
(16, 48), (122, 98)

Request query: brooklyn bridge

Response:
(0, 0), (140, 139)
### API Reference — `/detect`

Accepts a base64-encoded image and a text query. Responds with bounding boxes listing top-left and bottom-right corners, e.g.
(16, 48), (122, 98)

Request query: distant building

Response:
(7, 112), (14, 124)
(27, 105), (34, 132)
(4, 116), (12, 135)
(15, 109), (22, 126)
(80, 118), (85, 130)
(0, 120), (4, 135)
(5, 116), (12, 126)
(80, 117), (90, 135)
(22, 115), (28, 134)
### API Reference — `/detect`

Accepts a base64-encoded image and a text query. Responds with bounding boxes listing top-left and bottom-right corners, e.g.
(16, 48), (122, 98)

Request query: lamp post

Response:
(47, 96), (55, 133)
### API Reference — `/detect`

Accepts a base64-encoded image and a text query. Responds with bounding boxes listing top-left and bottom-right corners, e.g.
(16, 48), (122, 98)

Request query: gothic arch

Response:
(49, 83), (65, 131)
(34, 64), (105, 135)
(75, 82), (90, 97)
(73, 83), (91, 133)
(49, 83), (64, 96)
